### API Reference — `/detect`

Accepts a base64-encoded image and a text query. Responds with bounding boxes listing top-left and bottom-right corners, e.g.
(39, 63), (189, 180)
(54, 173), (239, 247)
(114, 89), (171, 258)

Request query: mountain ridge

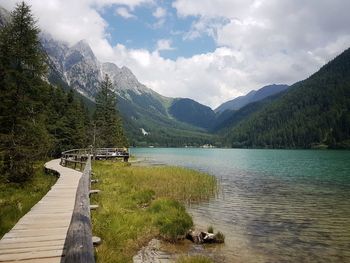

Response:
(215, 84), (289, 113)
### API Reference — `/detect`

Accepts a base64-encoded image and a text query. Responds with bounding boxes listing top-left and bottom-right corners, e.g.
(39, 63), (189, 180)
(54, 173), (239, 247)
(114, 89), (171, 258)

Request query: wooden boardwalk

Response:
(0, 159), (82, 263)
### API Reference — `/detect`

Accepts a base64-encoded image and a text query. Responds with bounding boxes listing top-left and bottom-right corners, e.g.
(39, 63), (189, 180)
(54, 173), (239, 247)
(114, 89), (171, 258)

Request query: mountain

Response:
(215, 84), (289, 113)
(39, 33), (215, 147)
(0, 7), (10, 27)
(224, 48), (350, 149)
(169, 98), (216, 130)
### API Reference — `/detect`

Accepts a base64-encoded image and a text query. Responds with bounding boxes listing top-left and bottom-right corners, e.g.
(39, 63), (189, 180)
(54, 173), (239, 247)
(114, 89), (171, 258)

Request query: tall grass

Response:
(91, 161), (217, 263)
(0, 163), (57, 238)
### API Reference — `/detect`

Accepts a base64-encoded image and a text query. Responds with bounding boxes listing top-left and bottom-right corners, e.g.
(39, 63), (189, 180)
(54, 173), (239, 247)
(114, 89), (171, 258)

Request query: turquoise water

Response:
(131, 148), (350, 263)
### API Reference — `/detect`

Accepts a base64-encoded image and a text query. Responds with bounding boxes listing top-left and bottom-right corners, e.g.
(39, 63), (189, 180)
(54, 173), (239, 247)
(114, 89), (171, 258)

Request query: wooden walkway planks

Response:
(0, 159), (82, 263)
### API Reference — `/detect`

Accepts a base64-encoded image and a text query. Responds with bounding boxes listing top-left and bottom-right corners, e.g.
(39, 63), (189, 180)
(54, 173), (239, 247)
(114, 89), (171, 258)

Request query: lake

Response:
(131, 148), (350, 263)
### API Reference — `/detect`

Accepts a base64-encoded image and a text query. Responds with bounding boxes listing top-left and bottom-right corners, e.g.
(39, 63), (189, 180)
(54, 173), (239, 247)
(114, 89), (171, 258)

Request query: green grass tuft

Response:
(149, 198), (193, 242)
(91, 161), (217, 263)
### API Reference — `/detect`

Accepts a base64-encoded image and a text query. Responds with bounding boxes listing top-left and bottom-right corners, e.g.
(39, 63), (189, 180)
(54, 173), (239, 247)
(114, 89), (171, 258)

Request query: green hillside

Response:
(117, 90), (216, 147)
(213, 92), (285, 132)
(169, 98), (216, 130)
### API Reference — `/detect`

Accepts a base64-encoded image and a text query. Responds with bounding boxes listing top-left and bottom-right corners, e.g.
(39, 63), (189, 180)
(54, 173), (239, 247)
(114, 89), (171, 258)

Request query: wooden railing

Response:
(61, 148), (91, 171)
(61, 148), (129, 170)
(60, 147), (128, 262)
(63, 154), (95, 263)
(93, 147), (129, 162)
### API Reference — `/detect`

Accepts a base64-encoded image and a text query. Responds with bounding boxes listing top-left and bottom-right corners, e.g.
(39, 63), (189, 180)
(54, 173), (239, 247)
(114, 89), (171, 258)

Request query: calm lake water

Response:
(131, 148), (350, 263)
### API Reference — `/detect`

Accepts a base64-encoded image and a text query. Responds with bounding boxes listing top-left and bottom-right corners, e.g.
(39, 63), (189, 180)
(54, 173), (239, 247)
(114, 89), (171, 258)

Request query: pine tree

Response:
(93, 74), (128, 148)
(0, 2), (50, 182)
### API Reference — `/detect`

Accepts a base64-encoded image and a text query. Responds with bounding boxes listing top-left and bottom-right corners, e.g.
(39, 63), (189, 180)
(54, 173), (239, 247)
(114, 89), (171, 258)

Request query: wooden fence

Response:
(63, 154), (95, 263)
(60, 147), (129, 262)
(60, 148), (90, 171)
(61, 147), (129, 168)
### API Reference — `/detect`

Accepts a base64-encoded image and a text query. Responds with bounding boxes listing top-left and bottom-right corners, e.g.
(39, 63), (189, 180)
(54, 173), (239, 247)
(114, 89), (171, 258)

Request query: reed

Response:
(91, 160), (217, 263)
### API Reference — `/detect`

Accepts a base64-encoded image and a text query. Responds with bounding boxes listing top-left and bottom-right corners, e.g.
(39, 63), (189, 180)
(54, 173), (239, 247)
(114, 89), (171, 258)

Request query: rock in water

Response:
(186, 230), (224, 244)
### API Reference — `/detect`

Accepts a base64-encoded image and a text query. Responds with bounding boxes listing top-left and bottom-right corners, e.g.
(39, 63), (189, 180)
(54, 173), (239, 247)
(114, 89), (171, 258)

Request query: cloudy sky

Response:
(2, 0), (350, 108)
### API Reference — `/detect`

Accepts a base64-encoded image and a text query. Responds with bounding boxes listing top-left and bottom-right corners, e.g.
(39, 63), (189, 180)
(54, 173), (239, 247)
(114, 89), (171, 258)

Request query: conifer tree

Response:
(0, 2), (50, 182)
(93, 74), (128, 148)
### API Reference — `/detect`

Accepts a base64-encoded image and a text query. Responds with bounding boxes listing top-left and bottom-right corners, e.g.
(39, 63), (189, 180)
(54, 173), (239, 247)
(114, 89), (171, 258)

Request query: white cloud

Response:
(2, 0), (350, 108)
(1, 0), (151, 45)
(152, 7), (166, 18)
(92, 0), (153, 8)
(172, 0), (250, 18)
(115, 7), (135, 19)
(156, 39), (174, 51)
(109, 45), (253, 108)
(150, 6), (167, 28)
(183, 16), (229, 41)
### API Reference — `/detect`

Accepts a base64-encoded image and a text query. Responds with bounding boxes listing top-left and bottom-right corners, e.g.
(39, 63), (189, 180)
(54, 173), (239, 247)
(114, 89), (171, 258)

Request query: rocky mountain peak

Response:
(69, 40), (96, 62)
(102, 62), (150, 95)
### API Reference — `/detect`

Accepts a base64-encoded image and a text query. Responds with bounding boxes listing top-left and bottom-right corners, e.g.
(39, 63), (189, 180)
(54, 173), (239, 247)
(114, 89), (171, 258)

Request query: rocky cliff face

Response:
(64, 40), (102, 98)
(41, 33), (154, 100)
(102, 62), (153, 97)
(41, 36), (102, 98)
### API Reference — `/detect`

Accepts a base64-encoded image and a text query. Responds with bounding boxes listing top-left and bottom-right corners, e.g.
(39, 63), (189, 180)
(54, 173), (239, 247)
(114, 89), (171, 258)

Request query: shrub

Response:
(207, 225), (214, 233)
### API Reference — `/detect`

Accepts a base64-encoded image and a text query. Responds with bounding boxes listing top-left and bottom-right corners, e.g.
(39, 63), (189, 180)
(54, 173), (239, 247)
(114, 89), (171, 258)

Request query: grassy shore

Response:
(0, 163), (57, 238)
(91, 161), (217, 263)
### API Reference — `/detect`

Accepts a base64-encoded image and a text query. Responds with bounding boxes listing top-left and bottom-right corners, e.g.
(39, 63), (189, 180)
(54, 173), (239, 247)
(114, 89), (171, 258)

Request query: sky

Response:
(2, 0), (350, 109)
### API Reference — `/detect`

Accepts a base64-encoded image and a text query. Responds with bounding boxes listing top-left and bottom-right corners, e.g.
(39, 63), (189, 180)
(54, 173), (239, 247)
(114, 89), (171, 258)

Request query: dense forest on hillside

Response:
(213, 92), (287, 132)
(224, 48), (350, 149)
(0, 3), (127, 183)
(169, 98), (216, 130)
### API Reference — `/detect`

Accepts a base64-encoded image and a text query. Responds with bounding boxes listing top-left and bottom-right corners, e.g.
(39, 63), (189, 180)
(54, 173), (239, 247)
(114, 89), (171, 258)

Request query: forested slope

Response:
(224, 48), (350, 149)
